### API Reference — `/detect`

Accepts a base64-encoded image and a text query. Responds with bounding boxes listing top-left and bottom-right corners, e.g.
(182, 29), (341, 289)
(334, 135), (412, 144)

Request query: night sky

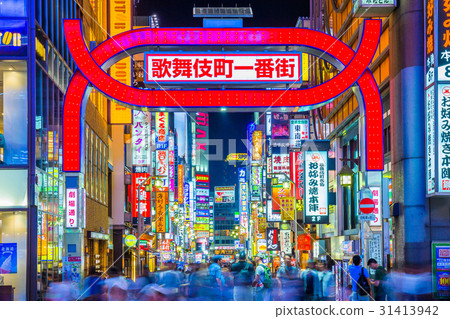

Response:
(138, 0), (310, 187)
(135, 0), (310, 28)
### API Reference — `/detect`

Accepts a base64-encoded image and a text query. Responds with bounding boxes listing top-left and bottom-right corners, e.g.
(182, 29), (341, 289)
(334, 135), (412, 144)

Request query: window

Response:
(0, 61), (28, 165)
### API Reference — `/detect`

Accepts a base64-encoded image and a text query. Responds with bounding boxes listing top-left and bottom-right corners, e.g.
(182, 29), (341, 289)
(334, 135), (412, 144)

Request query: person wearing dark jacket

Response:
(231, 251), (254, 301)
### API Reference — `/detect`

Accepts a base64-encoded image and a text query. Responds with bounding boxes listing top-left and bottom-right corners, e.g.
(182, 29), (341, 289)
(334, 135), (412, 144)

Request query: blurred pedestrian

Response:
(208, 256), (224, 300)
(80, 266), (105, 301)
(301, 260), (320, 301)
(252, 253), (271, 301)
(231, 251), (254, 301)
(278, 255), (303, 301)
(317, 261), (335, 301)
(367, 258), (387, 301)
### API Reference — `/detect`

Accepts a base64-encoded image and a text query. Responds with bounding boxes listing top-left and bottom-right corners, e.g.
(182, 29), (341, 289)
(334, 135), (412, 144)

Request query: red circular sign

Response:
(359, 198), (375, 214)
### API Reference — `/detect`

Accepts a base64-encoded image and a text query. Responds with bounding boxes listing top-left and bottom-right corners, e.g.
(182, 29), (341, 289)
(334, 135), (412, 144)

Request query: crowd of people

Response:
(44, 253), (433, 301)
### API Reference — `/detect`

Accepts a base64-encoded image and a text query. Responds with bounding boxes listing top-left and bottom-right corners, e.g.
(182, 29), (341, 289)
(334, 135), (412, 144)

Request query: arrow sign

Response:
(359, 197), (375, 214)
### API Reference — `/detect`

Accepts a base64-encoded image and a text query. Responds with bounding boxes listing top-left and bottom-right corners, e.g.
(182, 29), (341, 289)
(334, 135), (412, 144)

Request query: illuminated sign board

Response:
(289, 119), (309, 148)
(426, 86), (436, 194)
(266, 228), (279, 251)
(227, 153), (248, 161)
(145, 53), (301, 83)
(0, 20), (27, 57)
(132, 111), (151, 166)
(155, 191), (168, 233)
(65, 188), (78, 228)
(432, 242), (450, 299)
(252, 131), (263, 161)
(63, 20), (383, 173)
(109, 0), (132, 124)
(353, 0), (396, 18)
(214, 186), (235, 203)
(239, 183), (248, 235)
(132, 173), (151, 225)
(304, 151), (329, 224)
(178, 165), (184, 204)
(272, 154), (290, 175)
(291, 152), (304, 199)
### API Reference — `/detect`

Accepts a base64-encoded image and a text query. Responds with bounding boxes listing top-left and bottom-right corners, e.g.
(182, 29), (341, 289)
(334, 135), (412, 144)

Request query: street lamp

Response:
(338, 163), (355, 187)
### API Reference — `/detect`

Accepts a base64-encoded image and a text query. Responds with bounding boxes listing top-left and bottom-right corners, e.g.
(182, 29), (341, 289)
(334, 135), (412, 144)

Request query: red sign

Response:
(132, 173), (151, 223)
(290, 152), (304, 199)
(159, 239), (172, 251)
(62, 20), (383, 173)
(359, 197), (375, 214)
(297, 234), (311, 251)
(146, 53), (301, 83)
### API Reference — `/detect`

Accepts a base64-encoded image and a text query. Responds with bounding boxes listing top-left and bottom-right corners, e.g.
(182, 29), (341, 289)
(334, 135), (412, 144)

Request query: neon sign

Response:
(145, 53), (301, 82)
(62, 19), (383, 172)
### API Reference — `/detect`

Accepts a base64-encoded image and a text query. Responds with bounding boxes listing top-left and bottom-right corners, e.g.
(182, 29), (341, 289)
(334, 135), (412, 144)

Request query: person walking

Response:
(317, 261), (336, 301)
(301, 260), (320, 301)
(348, 255), (371, 301)
(278, 255), (303, 301)
(208, 255), (224, 301)
(367, 258), (387, 301)
(231, 251), (254, 301)
(252, 253), (271, 301)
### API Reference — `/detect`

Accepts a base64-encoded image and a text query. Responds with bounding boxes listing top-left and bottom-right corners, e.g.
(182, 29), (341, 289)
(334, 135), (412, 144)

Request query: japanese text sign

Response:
(155, 191), (168, 233)
(304, 151), (329, 224)
(266, 228), (279, 251)
(132, 111), (151, 166)
(289, 119), (309, 148)
(145, 53), (301, 83)
(66, 188), (78, 228)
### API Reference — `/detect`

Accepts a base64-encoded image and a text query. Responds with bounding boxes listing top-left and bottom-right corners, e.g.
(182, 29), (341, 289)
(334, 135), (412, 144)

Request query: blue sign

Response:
(156, 141), (168, 150)
(0, 243), (17, 274)
(0, 19), (28, 57)
(238, 167), (246, 183)
(196, 209), (209, 217)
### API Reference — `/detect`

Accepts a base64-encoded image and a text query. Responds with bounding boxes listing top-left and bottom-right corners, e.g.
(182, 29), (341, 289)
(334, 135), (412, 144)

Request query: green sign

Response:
(124, 234), (137, 247)
(432, 242), (450, 300)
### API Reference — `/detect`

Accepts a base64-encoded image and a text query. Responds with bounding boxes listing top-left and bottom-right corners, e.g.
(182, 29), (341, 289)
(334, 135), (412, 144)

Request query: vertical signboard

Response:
(132, 173), (151, 225)
(184, 182), (190, 221)
(155, 191), (168, 233)
(238, 167), (246, 183)
(132, 111), (151, 166)
(289, 119), (309, 148)
(109, 0), (132, 124)
(291, 151), (304, 199)
(368, 233), (383, 268)
(251, 166), (262, 201)
(426, 86), (436, 194)
(178, 165), (184, 204)
(196, 112), (209, 171)
(266, 228), (279, 251)
(432, 242), (450, 300)
(239, 182), (249, 236)
(252, 131), (263, 161)
(369, 187), (382, 226)
(425, 0), (435, 87)
(438, 84), (450, 192)
(280, 229), (292, 255)
(66, 188), (78, 228)
(438, 1), (450, 81)
(304, 151), (329, 224)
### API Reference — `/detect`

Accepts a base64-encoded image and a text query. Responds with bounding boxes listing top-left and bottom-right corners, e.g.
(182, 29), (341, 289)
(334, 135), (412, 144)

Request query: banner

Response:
(239, 183), (249, 235)
(155, 191), (168, 233)
(109, 0), (132, 124)
(289, 119), (309, 148)
(66, 188), (78, 228)
(145, 53), (301, 83)
(280, 196), (295, 221)
(252, 131), (263, 161)
(215, 186), (235, 203)
(132, 173), (151, 225)
(304, 151), (329, 224)
(266, 228), (279, 251)
(280, 230), (292, 256)
(132, 111), (151, 166)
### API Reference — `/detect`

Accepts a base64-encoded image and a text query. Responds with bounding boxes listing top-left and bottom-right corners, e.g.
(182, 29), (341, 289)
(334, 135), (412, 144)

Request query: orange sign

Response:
(178, 165), (184, 204)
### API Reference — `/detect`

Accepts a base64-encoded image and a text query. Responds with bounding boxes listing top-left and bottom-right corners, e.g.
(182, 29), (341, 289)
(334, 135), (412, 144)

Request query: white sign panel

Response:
(289, 119), (309, 148)
(132, 111), (151, 166)
(426, 86), (436, 194)
(215, 186), (235, 203)
(156, 150), (168, 177)
(145, 53), (301, 83)
(304, 151), (328, 224)
(370, 187), (382, 226)
(66, 188), (78, 228)
(280, 229), (291, 255)
(438, 84), (450, 192)
(368, 233), (383, 266)
(272, 154), (290, 175)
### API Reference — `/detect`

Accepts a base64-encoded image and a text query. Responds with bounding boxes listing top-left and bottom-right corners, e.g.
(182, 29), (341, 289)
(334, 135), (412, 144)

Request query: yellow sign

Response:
(124, 234), (137, 247)
(226, 153), (248, 161)
(109, 0), (132, 124)
(280, 197), (295, 220)
(257, 217), (267, 233)
(194, 224), (209, 231)
(252, 131), (263, 161)
(155, 191), (168, 233)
